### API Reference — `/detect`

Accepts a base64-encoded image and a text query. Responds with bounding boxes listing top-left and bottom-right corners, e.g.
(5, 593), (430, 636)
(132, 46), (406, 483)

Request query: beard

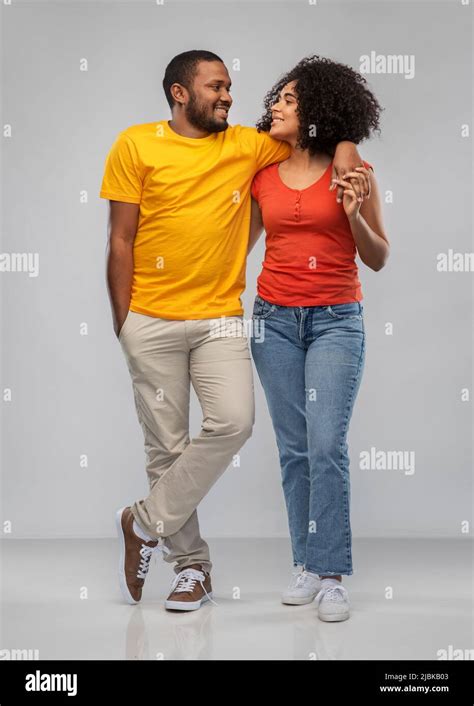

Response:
(185, 91), (229, 133)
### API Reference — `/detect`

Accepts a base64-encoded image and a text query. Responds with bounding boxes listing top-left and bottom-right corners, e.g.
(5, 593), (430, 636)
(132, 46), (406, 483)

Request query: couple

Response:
(100, 50), (389, 623)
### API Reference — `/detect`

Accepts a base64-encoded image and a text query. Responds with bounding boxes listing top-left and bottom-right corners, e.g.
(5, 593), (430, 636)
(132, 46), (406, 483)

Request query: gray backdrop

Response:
(1, 0), (472, 540)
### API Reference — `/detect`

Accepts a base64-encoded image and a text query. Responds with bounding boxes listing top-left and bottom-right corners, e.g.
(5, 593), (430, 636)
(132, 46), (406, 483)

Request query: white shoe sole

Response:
(165, 593), (213, 611)
(318, 610), (350, 622)
(281, 593), (319, 605)
(115, 506), (139, 605)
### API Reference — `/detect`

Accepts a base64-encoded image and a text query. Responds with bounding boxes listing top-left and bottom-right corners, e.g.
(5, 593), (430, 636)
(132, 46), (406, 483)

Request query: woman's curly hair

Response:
(256, 55), (382, 156)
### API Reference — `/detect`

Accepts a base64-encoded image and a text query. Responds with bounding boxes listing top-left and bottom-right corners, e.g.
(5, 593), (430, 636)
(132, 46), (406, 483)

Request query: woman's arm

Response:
(334, 167), (390, 272)
(331, 141), (370, 201)
(247, 196), (264, 254)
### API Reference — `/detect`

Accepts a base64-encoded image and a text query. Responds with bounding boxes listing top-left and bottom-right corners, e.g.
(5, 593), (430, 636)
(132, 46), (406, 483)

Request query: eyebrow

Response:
(279, 91), (295, 99)
(207, 79), (232, 88)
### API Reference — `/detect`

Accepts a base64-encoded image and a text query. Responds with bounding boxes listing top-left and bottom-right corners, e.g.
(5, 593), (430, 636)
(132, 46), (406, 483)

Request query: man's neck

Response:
(167, 118), (210, 140)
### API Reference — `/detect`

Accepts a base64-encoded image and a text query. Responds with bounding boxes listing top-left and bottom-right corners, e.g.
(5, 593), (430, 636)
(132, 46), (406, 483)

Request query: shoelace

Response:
(170, 568), (218, 606)
(295, 571), (318, 588)
(315, 583), (348, 604)
(287, 569), (302, 586)
(289, 571), (317, 589)
(137, 540), (170, 580)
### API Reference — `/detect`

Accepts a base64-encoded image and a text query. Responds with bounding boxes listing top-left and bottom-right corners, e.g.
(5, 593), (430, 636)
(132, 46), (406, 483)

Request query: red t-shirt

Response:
(251, 159), (373, 306)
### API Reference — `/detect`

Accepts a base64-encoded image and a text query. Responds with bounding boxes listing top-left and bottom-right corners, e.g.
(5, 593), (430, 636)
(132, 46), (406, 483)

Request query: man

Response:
(100, 50), (365, 611)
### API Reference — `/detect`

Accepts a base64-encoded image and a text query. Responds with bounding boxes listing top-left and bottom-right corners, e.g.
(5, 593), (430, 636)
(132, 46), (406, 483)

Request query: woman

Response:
(249, 55), (389, 622)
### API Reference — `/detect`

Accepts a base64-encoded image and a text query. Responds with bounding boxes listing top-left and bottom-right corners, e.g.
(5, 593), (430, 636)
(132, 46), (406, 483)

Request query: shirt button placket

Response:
(294, 192), (301, 221)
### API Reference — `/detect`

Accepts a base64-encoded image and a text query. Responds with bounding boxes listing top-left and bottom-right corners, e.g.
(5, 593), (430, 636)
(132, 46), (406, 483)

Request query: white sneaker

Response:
(315, 578), (350, 621)
(281, 567), (321, 605)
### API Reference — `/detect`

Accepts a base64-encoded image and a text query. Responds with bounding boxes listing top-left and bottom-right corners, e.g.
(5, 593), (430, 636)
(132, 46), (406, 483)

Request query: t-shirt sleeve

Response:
(254, 129), (291, 171)
(99, 132), (143, 204)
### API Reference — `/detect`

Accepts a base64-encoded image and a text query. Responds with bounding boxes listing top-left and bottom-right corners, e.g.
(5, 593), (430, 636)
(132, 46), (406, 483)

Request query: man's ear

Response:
(170, 83), (186, 106)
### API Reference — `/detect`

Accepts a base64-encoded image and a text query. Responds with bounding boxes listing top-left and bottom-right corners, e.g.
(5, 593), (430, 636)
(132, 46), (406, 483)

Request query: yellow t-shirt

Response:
(99, 120), (291, 319)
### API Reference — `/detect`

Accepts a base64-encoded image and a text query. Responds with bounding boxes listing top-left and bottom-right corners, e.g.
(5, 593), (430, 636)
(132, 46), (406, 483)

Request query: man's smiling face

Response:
(185, 60), (233, 133)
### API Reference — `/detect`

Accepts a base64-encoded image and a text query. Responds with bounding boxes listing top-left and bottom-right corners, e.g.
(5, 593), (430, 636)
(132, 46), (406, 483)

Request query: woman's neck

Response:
(282, 148), (332, 171)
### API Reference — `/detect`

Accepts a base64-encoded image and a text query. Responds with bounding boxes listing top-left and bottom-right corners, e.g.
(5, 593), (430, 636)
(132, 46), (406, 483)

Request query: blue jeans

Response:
(250, 295), (366, 576)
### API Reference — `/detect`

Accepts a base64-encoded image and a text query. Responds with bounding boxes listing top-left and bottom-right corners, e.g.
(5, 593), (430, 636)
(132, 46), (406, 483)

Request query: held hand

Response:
(333, 166), (372, 218)
(330, 142), (365, 201)
(340, 166), (372, 201)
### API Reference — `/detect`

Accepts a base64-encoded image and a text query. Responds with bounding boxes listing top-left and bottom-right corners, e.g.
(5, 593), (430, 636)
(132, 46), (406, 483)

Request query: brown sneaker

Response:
(165, 564), (213, 611)
(115, 506), (166, 604)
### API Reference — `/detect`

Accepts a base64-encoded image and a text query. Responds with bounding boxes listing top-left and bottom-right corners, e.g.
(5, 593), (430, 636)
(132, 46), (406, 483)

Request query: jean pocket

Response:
(252, 295), (276, 320)
(326, 302), (363, 320)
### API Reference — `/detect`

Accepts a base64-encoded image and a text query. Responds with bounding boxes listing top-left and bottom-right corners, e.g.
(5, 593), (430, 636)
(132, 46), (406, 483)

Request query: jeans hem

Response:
(305, 567), (353, 576)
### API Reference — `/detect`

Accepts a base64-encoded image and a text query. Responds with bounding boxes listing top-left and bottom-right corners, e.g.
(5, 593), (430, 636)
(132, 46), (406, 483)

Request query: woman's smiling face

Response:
(269, 80), (300, 141)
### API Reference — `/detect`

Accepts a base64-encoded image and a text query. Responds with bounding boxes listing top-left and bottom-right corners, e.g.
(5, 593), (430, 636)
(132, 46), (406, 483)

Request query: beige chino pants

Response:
(118, 310), (255, 574)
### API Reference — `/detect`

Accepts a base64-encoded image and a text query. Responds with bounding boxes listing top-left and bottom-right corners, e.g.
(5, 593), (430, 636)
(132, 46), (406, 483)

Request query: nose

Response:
(220, 88), (232, 106)
(272, 100), (282, 115)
